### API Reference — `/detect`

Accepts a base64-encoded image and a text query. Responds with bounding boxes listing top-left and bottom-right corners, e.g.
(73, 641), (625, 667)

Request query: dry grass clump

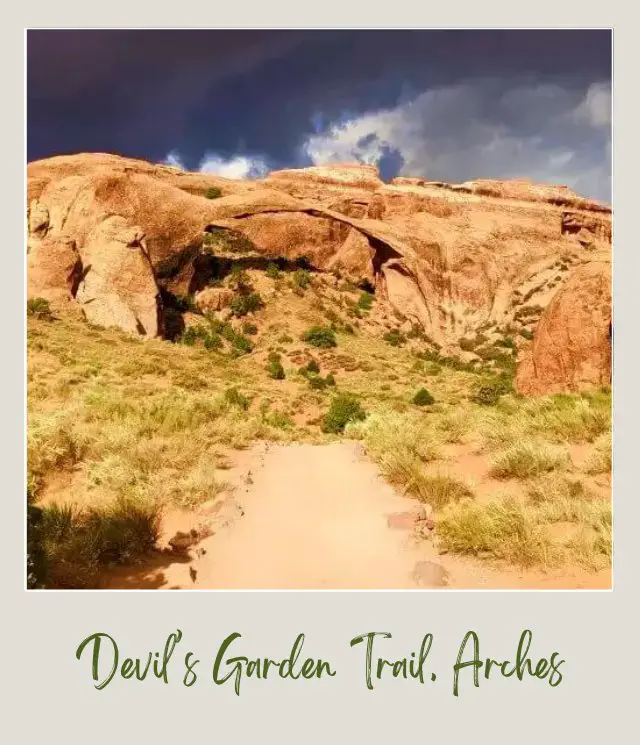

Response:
(437, 472), (611, 570)
(346, 411), (441, 496)
(411, 474), (474, 509)
(479, 391), (611, 450)
(585, 432), (612, 474)
(32, 496), (160, 588)
(437, 496), (556, 567)
(489, 440), (569, 479)
(434, 407), (479, 444)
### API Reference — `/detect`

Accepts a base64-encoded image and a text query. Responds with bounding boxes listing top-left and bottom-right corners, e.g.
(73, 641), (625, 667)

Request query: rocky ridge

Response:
(27, 153), (612, 394)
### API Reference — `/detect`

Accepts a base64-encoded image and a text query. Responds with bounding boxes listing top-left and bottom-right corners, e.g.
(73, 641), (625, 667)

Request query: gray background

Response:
(6, 6), (636, 743)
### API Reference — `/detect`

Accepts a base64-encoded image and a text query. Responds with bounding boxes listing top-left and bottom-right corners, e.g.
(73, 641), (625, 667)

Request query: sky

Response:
(27, 30), (612, 201)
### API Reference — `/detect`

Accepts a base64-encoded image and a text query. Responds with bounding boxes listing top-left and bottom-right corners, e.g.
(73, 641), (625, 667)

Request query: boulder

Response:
(195, 287), (234, 313)
(27, 236), (82, 304)
(516, 261), (612, 395)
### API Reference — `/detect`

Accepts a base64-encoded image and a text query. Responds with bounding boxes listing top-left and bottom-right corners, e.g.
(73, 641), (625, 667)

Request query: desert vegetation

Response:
(27, 259), (611, 588)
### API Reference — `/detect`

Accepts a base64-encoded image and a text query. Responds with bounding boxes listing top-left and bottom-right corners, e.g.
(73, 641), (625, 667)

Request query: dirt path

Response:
(104, 442), (610, 590)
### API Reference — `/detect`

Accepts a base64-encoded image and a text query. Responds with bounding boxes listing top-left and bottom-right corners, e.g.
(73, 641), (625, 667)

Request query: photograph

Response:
(26, 29), (612, 591)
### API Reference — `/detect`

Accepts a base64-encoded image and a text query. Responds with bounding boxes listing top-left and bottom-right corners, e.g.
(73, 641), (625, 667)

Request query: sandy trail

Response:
(192, 442), (432, 589)
(104, 442), (610, 590)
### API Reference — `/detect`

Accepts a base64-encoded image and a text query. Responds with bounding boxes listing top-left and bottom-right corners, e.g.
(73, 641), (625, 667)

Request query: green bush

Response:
(357, 292), (374, 311)
(308, 375), (328, 390)
(27, 297), (53, 319)
(242, 322), (258, 336)
(302, 325), (337, 348)
(266, 263), (281, 280)
(204, 186), (222, 199)
(203, 334), (223, 351)
(471, 376), (512, 406)
(179, 325), (221, 350)
(267, 352), (285, 380)
(230, 332), (253, 355)
(225, 388), (249, 410)
(322, 393), (366, 434)
(519, 328), (534, 341)
(383, 329), (406, 347)
(496, 336), (517, 350)
(293, 269), (312, 289)
(305, 359), (320, 375)
(228, 265), (253, 293)
(325, 373), (336, 387)
(412, 388), (435, 406)
(231, 292), (263, 317)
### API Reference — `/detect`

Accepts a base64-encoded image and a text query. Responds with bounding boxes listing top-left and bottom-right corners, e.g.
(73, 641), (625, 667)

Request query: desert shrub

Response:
(266, 263), (281, 280)
(325, 373), (336, 387)
(383, 329), (406, 347)
(475, 345), (504, 361)
(300, 359), (320, 376)
(225, 388), (249, 411)
(179, 324), (223, 351)
(264, 410), (294, 430)
(242, 322), (258, 336)
(321, 393), (366, 434)
(203, 228), (254, 255)
(471, 376), (512, 406)
(412, 388), (435, 406)
(496, 336), (516, 350)
(267, 352), (285, 380)
(519, 328), (534, 341)
(357, 292), (374, 311)
(407, 325), (427, 340)
(27, 297), (53, 319)
(231, 291), (263, 317)
(308, 375), (328, 391)
(228, 264), (251, 288)
(204, 186), (222, 199)
(302, 325), (337, 348)
(293, 268), (312, 289)
(203, 334), (223, 351)
(230, 332), (253, 355)
(459, 338), (477, 352)
(423, 362), (442, 376)
(277, 334), (294, 344)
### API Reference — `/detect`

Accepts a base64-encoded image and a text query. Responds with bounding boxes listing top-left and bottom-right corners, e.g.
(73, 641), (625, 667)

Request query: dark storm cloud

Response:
(27, 30), (612, 199)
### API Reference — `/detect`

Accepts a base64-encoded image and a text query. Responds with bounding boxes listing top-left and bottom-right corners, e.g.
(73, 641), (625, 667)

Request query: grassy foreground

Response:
(27, 273), (611, 587)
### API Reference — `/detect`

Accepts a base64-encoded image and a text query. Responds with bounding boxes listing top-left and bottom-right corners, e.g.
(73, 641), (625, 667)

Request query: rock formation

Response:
(26, 153), (612, 393)
(516, 260), (612, 396)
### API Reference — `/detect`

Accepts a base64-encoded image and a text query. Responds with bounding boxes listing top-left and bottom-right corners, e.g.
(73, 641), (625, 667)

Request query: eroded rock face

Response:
(74, 216), (161, 336)
(26, 153), (612, 394)
(516, 261), (612, 396)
